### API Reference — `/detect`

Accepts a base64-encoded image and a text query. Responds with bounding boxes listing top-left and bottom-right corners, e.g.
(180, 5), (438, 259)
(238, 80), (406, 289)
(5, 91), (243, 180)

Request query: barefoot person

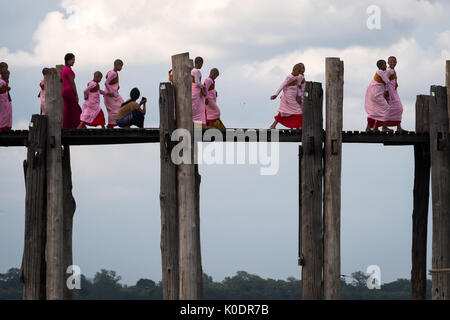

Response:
(204, 68), (225, 129)
(0, 70), (12, 131)
(364, 60), (392, 132)
(61, 53), (83, 129)
(77, 71), (107, 129)
(270, 63), (306, 130)
(104, 59), (124, 128)
(38, 68), (51, 115)
(384, 56), (406, 132)
(191, 57), (207, 128)
(115, 88), (147, 128)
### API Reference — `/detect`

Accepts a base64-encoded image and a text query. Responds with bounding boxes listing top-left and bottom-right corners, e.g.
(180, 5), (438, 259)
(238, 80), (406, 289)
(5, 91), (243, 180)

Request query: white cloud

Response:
(1, 0), (449, 69)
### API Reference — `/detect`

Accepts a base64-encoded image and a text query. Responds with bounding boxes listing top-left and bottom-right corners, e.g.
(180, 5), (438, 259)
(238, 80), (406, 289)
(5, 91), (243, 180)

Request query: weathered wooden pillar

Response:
(159, 82), (179, 300)
(323, 57), (344, 300)
(45, 71), (65, 300)
(446, 61), (449, 130)
(298, 145), (303, 268)
(22, 115), (48, 300)
(172, 53), (203, 300)
(301, 82), (324, 300)
(429, 85), (450, 300)
(411, 95), (431, 300)
(62, 145), (76, 300)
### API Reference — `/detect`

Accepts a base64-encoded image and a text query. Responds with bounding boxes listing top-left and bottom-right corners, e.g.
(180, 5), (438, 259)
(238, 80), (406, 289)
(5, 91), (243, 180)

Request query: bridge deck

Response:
(0, 129), (430, 147)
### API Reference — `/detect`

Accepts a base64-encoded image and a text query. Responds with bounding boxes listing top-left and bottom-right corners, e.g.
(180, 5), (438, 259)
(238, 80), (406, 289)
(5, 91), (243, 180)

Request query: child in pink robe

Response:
(0, 70), (12, 130)
(270, 63), (306, 130)
(204, 68), (225, 129)
(104, 59), (124, 128)
(364, 60), (392, 132)
(383, 56), (405, 132)
(38, 68), (50, 115)
(191, 57), (207, 127)
(78, 72), (106, 129)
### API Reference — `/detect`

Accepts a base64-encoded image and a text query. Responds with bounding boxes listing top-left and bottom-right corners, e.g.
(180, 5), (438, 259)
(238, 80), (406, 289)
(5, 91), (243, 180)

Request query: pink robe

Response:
(0, 79), (12, 129)
(385, 67), (403, 123)
(191, 68), (206, 125)
(204, 77), (221, 121)
(40, 79), (45, 115)
(61, 66), (83, 129)
(364, 70), (391, 122)
(80, 81), (105, 124)
(274, 74), (305, 117)
(104, 70), (124, 127)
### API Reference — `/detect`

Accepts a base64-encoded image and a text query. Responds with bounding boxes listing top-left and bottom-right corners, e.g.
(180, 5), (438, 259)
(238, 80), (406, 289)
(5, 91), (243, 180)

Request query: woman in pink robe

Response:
(204, 68), (225, 129)
(61, 53), (83, 129)
(104, 59), (124, 128)
(78, 72), (106, 129)
(191, 57), (207, 127)
(383, 56), (405, 132)
(0, 70), (12, 130)
(364, 60), (392, 132)
(38, 68), (50, 115)
(270, 63), (305, 130)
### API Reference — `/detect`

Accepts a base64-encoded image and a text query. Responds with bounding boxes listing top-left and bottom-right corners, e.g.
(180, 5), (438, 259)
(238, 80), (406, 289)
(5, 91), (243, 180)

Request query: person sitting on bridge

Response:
(270, 63), (306, 130)
(364, 60), (392, 132)
(115, 88), (147, 128)
(205, 68), (226, 129)
(0, 70), (12, 131)
(77, 71), (107, 129)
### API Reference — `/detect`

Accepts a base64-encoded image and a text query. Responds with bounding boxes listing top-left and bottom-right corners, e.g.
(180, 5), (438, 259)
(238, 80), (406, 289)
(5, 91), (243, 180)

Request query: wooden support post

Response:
(159, 82), (179, 300)
(429, 86), (450, 300)
(62, 145), (76, 300)
(45, 71), (65, 300)
(411, 95), (431, 300)
(172, 53), (203, 300)
(22, 115), (48, 300)
(446, 61), (449, 131)
(298, 145), (303, 267)
(301, 82), (324, 300)
(324, 57), (344, 300)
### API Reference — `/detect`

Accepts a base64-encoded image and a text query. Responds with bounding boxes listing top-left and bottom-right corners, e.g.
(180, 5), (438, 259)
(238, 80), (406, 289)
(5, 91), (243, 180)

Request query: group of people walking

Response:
(364, 56), (404, 132)
(0, 55), (405, 132)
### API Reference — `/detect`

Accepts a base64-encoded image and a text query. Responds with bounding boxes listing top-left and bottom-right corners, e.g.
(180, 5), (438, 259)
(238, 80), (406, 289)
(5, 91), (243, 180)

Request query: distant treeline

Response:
(0, 268), (432, 300)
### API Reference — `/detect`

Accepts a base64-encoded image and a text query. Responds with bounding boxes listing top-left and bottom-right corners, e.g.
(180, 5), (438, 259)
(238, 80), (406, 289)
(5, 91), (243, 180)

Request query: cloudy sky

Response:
(0, 0), (449, 286)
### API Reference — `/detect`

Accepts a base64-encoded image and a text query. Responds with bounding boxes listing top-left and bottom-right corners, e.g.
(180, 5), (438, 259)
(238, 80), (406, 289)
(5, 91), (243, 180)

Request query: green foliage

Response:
(0, 268), (433, 300)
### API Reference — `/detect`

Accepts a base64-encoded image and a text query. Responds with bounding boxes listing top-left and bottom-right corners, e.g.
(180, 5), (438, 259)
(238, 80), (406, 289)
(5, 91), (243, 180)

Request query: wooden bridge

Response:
(0, 128), (430, 147)
(1, 55), (449, 301)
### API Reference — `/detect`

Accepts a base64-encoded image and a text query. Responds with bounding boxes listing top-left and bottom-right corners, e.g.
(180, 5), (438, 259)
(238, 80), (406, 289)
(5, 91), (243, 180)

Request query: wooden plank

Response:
(22, 115), (47, 300)
(172, 53), (203, 300)
(324, 58), (344, 300)
(301, 82), (324, 300)
(411, 95), (431, 300)
(159, 82), (179, 300)
(429, 85), (450, 300)
(45, 71), (65, 300)
(0, 128), (435, 147)
(62, 145), (76, 300)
